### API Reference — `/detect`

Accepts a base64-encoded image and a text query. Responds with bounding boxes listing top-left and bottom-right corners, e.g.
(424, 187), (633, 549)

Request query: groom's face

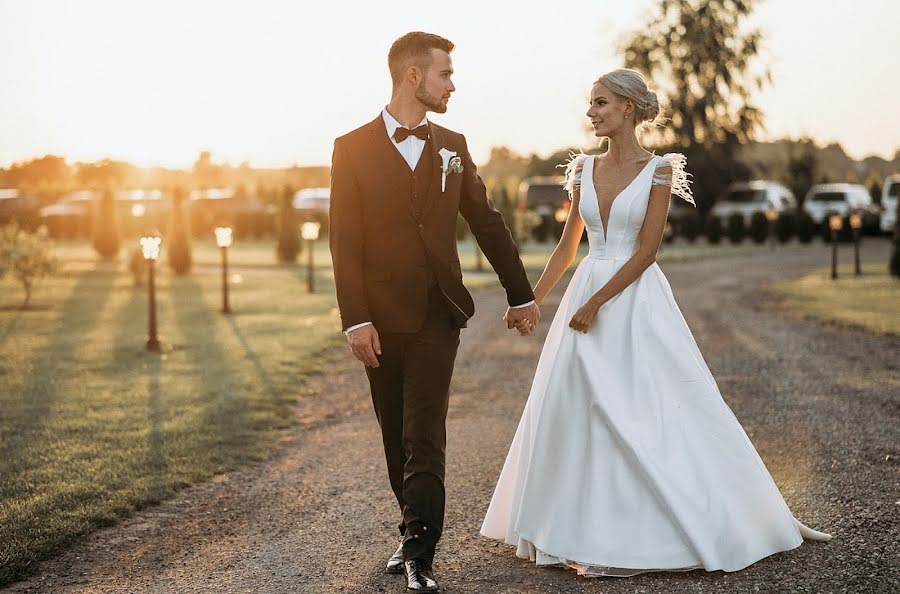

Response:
(414, 49), (455, 113)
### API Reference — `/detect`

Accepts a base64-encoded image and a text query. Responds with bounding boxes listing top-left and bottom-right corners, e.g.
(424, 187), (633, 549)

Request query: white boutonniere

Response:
(438, 148), (464, 192)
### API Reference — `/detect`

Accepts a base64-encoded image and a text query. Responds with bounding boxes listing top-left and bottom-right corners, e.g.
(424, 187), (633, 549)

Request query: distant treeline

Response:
(0, 150), (329, 202)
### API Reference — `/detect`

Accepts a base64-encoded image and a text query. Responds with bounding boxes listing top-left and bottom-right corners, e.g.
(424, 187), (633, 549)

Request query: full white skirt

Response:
(480, 255), (809, 576)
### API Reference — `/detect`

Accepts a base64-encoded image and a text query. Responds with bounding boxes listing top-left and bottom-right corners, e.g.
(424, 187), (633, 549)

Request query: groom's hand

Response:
(347, 325), (382, 368)
(504, 303), (540, 334)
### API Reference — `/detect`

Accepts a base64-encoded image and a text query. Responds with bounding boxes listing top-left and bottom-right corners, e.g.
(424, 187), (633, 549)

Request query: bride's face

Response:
(587, 81), (631, 137)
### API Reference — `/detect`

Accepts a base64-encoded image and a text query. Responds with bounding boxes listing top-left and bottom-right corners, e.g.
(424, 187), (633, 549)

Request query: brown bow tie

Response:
(393, 124), (429, 143)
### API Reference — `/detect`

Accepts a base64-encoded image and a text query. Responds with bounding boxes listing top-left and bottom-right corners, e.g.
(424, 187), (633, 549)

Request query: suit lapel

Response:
(368, 115), (418, 222)
(419, 122), (445, 222)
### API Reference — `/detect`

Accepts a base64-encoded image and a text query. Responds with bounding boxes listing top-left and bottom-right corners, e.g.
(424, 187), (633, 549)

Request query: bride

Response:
(480, 68), (830, 577)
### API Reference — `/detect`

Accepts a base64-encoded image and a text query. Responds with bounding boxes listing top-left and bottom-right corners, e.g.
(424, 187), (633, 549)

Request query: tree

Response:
(276, 185), (300, 263)
(623, 0), (769, 211)
(166, 187), (192, 275)
(787, 137), (818, 207)
(5, 155), (71, 196)
(0, 223), (58, 309)
(92, 189), (120, 260)
(192, 150), (224, 190)
(75, 159), (134, 191)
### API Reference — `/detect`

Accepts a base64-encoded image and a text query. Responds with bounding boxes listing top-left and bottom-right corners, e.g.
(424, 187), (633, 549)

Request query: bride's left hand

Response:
(569, 299), (601, 333)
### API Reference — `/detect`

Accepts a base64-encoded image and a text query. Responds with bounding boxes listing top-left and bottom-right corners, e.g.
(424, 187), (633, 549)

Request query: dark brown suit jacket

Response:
(329, 114), (534, 334)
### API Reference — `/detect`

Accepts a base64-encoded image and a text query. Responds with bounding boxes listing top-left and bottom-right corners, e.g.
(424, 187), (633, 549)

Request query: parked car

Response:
(880, 174), (899, 234)
(802, 183), (880, 233)
(114, 189), (170, 237)
(710, 181), (797, 225)
(293, 187), (330, 234)
(38, 190), (97, 237)
(0, 189), (41, 228)
(189, 188), (273, 238)
(519, 176), (568, 242)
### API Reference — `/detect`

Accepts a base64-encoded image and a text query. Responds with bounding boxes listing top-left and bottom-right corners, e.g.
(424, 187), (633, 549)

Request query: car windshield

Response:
(295, 197), (329, 209)
(888, 183), (900, 197)
(723, 189), (766, 203)
(525, 185), (567, 207)
(809, 192), (846, 202)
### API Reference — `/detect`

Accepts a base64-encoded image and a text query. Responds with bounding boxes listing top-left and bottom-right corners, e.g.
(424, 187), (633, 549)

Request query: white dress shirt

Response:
(344, 108), (533, 335)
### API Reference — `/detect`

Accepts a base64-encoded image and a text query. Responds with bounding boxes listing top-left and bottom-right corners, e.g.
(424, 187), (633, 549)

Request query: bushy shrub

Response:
(775, 212), (795, 243)
(166, 187), (192, 275)
(795, 211), (815, 243)
(749, 211), (769, 244)
(276, 185), (300, 263)
(705, 216), (723, 244)
(726, 213), (746, 243)
(92, 189), (120, 260)
(0, 223), (58, 308)
(679, 210), (702, 243)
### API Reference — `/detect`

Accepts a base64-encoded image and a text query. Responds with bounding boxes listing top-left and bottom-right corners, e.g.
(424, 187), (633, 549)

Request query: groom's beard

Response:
(416, 81), (447, 114)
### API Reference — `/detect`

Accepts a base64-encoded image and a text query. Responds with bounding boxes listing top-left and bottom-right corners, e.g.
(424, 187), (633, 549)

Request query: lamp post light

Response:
(828, 213), (843, 280)
(766, 208), (779, 248)
(849, 212), (863, 276)
(215, 226), (233, 313)
(301, 221), (321, 293)
(140, 235), (162, 351)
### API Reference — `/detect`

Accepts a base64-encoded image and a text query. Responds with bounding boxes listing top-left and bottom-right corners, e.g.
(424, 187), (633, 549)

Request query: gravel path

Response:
(4, 240), (898, 594)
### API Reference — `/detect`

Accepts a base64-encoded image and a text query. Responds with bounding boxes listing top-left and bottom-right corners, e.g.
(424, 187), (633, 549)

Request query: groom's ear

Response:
(406, 63), (423, 86)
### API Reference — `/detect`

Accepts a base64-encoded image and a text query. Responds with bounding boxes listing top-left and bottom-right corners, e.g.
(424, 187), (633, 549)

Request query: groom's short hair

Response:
(388, 32), (455, 86)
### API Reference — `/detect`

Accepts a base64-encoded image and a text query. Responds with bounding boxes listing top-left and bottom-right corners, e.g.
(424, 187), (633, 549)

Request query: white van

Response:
(710, 181), (796, 224)
(881, 174), (899, 234)
(802, 183), (880, 232)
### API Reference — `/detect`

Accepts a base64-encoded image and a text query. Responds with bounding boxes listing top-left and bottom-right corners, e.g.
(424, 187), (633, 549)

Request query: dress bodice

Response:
(564, 152), (694, 261)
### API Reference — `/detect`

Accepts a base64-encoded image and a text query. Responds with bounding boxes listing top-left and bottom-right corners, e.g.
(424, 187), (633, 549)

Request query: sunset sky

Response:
(1, 0), (898, 168)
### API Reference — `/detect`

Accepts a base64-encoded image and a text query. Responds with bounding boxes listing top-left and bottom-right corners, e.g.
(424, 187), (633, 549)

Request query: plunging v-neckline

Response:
(590, 154), (656, 242)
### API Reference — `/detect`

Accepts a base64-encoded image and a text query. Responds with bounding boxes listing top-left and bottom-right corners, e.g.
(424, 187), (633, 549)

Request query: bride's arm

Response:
(532, 192), (586, 305)
(568, 168), (672, 332)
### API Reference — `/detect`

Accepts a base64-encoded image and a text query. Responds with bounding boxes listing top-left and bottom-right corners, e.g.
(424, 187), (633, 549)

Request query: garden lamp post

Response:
(849, 213), (863, 276)
(140, 235), (162, 351)
(766, 208), (778, 248)
(215, 226), (233, 313)
(829, 214), (843, 280)
(301, 221), (320, 293)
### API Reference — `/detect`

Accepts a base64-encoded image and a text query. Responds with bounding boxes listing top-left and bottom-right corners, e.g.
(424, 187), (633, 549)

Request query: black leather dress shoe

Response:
(404, 559), (439, 592)
(386, 541), (405, 574)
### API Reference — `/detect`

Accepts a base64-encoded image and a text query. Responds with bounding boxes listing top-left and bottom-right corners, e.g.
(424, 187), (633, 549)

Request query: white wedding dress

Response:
(480, 153), (830, 577)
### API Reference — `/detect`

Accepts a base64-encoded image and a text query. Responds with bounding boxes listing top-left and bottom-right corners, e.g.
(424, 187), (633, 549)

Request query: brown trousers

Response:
(365, 287), (460, 565)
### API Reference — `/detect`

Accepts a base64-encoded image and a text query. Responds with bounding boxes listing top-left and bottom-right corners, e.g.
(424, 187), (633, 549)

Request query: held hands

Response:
(346, 324), (382, 368)
(504, 302), (541, 337)
(569, 298), (601, 333)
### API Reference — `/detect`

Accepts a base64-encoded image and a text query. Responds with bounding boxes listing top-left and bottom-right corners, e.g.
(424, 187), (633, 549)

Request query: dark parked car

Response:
(519, 176), (569, 242)
(189, 188), (274, 238)
(293, 188), (330, 235)
(0, 189), (41, 229)
(38, 190), (97, 238)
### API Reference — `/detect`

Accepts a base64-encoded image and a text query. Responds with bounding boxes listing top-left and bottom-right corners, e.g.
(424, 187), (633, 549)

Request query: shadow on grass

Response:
(0, 268), (117, 469)
(225, 315), (279, 402)
(111, 283), (170, 503)
(0, 308), (25, 348)
(169, 276), (247, 467)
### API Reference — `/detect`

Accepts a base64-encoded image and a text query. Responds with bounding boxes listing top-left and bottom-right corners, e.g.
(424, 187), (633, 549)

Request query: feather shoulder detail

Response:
(653, 153), (694, 206)
(558, 151), (589, 199)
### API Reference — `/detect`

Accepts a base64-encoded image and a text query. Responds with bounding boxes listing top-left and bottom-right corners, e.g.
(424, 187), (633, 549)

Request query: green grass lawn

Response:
(0, 241), (342, 586)
(771, 263), (900, 336)
(0, 236), (804, 585)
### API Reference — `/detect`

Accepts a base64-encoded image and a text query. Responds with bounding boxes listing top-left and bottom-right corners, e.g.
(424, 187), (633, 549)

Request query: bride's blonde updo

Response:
(596, 68), (662, 127)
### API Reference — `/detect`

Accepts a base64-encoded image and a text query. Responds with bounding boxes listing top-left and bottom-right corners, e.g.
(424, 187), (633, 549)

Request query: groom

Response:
(329, 32), (539, 591)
